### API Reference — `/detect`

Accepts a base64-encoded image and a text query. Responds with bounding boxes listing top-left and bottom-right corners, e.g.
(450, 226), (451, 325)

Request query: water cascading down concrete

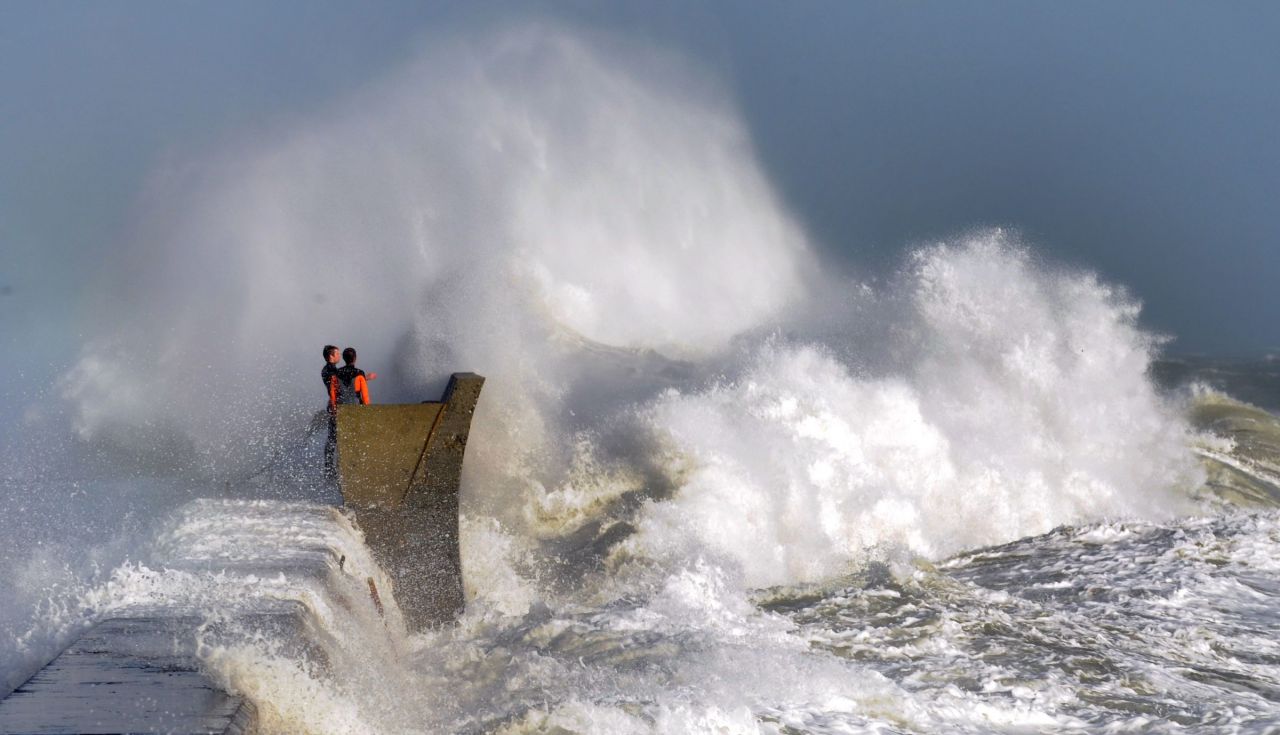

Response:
(0, 374), (484, 733)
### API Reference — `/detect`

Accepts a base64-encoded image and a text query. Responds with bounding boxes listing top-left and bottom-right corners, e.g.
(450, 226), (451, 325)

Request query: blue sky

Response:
(2, 0), (1278, 379)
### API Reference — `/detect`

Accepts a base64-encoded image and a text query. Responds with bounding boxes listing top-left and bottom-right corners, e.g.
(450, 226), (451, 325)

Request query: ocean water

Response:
(7, 323), (1279, 734)
(5, 368), (1279, 734)
(4, 23), (1280, 734)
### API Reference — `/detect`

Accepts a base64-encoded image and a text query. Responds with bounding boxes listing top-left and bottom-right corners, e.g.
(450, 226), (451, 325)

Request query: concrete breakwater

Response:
(0, 373), (485, 732)
(335, 372), (484, 630)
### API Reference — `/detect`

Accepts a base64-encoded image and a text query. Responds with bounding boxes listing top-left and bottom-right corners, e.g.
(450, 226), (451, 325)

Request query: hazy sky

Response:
(3, 0), (1278, 373)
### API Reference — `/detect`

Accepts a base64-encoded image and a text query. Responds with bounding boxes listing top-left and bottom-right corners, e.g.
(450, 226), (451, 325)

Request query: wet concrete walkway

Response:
(0, 617), (256, 734)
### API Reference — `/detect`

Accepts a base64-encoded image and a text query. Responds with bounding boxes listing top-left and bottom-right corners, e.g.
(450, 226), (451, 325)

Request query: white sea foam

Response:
(623, 236), (1201, 588)
(56, 23), (813, 495)
(44, 18), (1206, 596)
(42, 499), (917, 735)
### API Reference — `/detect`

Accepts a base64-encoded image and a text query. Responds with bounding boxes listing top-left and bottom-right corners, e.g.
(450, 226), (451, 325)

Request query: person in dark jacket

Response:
(333, 347), (376, 405)
(321, 345), (340, 479)
(321, 345), (340, 393)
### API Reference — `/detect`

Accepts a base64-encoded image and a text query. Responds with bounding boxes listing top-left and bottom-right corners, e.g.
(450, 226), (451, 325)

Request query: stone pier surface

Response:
(0, 617), (257, 735)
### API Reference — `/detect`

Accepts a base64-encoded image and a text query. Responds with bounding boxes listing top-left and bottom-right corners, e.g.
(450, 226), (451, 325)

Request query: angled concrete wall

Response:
(336, 372), (484, 630)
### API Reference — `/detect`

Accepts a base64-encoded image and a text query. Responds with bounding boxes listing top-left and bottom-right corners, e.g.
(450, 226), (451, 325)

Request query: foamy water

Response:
(6, 441), (1278, 733)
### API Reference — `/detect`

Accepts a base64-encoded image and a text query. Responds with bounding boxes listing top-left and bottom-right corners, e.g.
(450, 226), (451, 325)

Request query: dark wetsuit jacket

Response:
(322, 363), (340, 411)
(333, 365), (370, 405)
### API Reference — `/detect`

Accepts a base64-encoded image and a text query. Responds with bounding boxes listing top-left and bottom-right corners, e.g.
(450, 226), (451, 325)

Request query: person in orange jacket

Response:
(332, 347), (377, 405)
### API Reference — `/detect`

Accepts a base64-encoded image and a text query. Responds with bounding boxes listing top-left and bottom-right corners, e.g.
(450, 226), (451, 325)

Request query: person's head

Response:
(342, 347), (357, 365)
(323, 345), (339, 364)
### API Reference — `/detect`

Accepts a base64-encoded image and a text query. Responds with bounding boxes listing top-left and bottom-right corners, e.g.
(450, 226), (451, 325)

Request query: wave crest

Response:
(624, 235), (1201, 587)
